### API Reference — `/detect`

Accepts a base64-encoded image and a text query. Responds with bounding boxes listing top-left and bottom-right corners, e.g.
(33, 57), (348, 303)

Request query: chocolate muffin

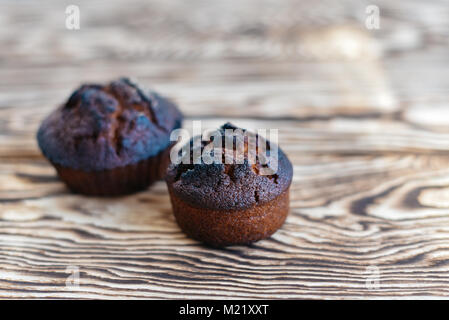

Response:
(166, 123), (293, 247)
(37, 77), (183, 196)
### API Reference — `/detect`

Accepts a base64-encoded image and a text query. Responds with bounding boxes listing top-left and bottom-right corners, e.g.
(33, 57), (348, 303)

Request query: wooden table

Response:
(1, 0), (449, 299)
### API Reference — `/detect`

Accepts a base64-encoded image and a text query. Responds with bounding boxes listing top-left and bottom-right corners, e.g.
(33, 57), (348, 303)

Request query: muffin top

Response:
(37, 78), (183, 171)
(166, 123), (293, 210)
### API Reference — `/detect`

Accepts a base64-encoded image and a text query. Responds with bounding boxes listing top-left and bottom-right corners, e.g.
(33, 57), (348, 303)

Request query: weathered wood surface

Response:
(1, 0), (449, 299)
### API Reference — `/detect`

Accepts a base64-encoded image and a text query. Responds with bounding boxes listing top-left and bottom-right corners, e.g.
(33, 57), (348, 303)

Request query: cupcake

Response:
(166, 123), (293, 247)
(37, 77), (183, 196)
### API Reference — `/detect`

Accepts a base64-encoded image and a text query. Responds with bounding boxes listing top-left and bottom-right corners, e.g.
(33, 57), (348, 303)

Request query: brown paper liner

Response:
(53, 144), (174, 196)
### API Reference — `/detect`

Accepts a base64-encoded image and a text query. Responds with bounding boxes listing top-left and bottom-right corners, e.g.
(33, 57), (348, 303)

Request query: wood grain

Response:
(1, 0), (449, 299)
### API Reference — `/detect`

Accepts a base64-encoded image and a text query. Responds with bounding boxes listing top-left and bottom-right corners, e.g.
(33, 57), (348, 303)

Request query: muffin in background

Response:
(166, 123), (293, 247)
(37, 77), (183, 196)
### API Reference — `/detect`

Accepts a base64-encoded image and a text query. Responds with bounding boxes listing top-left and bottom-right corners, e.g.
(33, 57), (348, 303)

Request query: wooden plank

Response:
(1, 0), (449, 299)
(0, 0), (398, 118)
(2, 116), (449, 298)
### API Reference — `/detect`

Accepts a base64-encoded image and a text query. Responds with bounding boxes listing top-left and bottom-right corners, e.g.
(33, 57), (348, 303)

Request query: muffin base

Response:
(53, 145), (173, 196)
(167, 186), (290, 247)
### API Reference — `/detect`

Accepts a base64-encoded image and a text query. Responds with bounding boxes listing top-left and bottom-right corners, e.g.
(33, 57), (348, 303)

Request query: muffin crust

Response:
(166, 123), (292, 210)
(37, 77), (182, 171)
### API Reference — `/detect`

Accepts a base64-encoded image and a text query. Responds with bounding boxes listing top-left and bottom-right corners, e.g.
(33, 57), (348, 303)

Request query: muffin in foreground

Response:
(37, 77), (183, 196)
(165, 123), (293, 247)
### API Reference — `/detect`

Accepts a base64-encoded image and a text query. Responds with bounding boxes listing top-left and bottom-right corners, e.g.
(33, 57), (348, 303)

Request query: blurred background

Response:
(1, 0), (448, 125)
